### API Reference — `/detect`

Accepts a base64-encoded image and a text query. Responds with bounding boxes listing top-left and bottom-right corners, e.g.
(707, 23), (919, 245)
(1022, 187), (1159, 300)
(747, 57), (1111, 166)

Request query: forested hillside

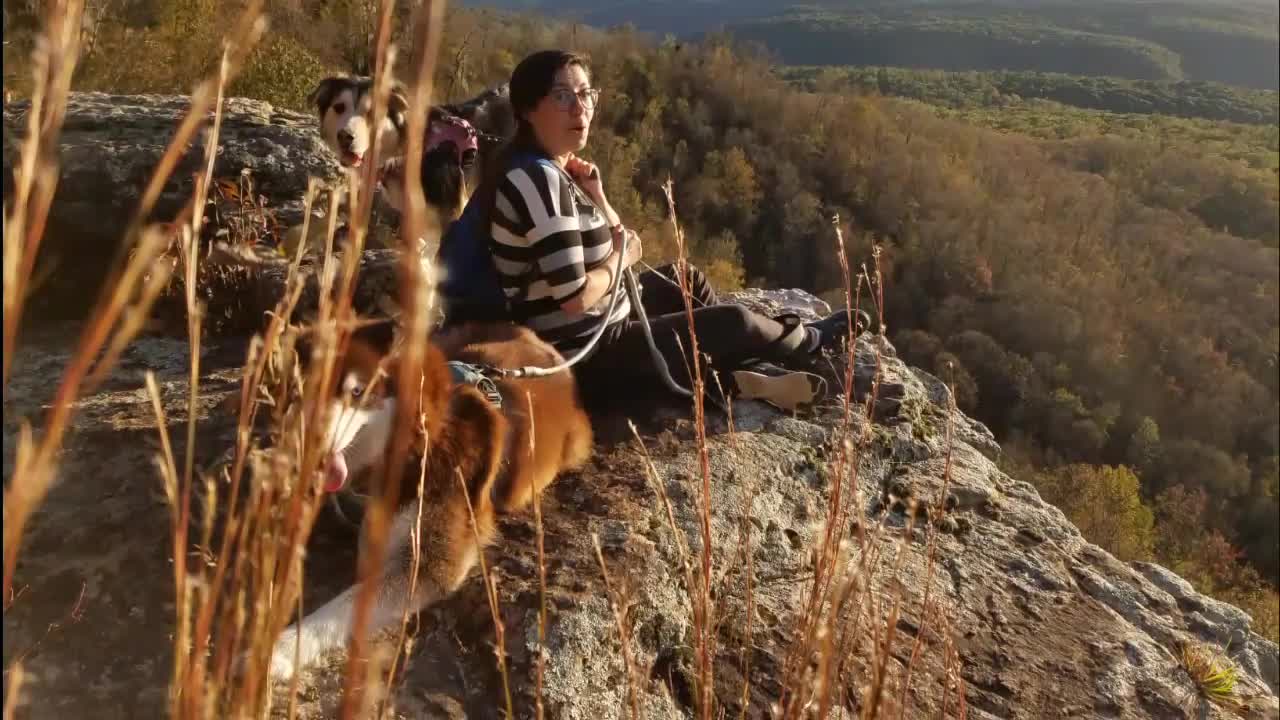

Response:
(4, 0), (1277, 639)
(780, 66), (1280, 126)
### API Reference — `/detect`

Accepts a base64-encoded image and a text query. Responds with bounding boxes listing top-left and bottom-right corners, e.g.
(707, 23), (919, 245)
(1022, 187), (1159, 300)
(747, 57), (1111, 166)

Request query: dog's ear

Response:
(292, 320), (322, 374)
(387, 82), (410, 132)
(451, 84), (514, 141)
(292, 316), (390, 371)
(308, 76), (345, 118)
(427, 105), (450, 125)
(351, 318), (398, 356)
(443, 388), (507, 510)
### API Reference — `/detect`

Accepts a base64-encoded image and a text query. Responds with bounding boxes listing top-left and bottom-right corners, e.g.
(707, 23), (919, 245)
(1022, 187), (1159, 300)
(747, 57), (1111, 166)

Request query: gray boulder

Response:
(2, 92), (342, 239)
(2, 92), (351, 323)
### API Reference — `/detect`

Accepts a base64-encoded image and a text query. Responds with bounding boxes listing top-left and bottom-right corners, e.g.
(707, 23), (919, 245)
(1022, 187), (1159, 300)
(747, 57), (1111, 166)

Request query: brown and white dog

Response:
(266, 320), (593, 680)
(309, 75), (410, 170)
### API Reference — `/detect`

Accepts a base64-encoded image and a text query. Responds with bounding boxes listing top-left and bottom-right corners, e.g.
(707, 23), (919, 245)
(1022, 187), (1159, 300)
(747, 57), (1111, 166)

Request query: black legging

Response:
(575, 263), (803, 394)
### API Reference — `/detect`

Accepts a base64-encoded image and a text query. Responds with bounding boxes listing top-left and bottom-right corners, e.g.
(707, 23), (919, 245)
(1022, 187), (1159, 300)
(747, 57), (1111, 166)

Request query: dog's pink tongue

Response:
(323, 451), (348, 493)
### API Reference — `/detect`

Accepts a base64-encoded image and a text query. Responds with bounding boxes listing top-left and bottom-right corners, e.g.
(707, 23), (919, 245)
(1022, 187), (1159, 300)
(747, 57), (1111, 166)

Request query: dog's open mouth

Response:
(343, 151), (364, 168)
(323, 450), (349, 492)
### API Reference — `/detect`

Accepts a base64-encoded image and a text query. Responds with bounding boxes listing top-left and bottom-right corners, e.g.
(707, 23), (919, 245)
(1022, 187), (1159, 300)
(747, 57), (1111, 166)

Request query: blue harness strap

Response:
(448, 361), (503, 408)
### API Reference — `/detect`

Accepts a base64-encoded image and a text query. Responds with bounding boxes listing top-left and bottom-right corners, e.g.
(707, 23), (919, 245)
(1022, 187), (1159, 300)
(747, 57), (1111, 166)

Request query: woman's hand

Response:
(562, 228), (642, 315)
(564, 153), (608, 209)
(614, 227), (642, 268)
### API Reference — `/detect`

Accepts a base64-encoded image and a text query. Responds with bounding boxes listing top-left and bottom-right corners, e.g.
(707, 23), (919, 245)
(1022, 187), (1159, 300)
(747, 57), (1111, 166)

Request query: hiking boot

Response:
(731, 361), (828, 412)
(805, 309), (871, 351)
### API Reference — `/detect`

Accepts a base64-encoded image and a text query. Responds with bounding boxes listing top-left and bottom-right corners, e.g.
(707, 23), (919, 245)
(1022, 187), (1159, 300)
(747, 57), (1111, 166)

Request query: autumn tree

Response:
(1032, 464), (1156, 562)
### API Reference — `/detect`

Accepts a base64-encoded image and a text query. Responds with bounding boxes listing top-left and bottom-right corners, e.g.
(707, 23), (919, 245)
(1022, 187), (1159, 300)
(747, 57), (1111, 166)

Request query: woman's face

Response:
(525, 63), (598, 159)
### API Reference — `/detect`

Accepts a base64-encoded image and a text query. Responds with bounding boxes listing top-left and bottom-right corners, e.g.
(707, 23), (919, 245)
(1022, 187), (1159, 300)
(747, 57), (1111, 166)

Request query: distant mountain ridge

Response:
(459, 0), (1280, 90)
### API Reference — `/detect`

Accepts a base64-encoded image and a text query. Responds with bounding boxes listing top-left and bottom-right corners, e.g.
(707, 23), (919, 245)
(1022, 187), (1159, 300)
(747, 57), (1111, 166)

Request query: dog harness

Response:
(447, 361), (503, 408)
(427, 115), (479, 163)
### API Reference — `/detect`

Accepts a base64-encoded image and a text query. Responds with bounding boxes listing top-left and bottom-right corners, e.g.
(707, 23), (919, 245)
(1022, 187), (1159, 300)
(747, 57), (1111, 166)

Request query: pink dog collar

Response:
(427, 115), (478, 161)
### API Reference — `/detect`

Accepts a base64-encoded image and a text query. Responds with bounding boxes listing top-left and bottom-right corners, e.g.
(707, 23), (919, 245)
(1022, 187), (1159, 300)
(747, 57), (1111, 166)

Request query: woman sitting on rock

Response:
(457, 49), (855, 409)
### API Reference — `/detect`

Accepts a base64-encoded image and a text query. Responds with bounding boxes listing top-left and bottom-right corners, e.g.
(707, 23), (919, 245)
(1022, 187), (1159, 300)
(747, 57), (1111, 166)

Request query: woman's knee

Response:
(693, 303), (760, 344)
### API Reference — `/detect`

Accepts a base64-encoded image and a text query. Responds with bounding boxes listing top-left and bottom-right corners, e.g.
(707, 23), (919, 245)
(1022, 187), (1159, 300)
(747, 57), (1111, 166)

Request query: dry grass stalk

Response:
(771, 217), (949, 720)
(813, 619), (837, 719)
(532, 464), (550, 720)
(2, 0), (86, 595)
(168, 44), (242, 663)
(832, 217), (869, 525)
(4, 580), (88, 679)
(937, 622), (967, 720)
(339, 0), (448, 715)
(661, 176), (717, 720)
(334, 5), (402, 709)
(317, 184), (347, 323)
(378, 397), (432, 720)
(231, 181), (318, 448)
(842, 483), (926, 717)
(773, 218), (867, 716)
(735, 480), (756, 720)
(709, 369), (736, 443)
(2, 664), (24, 720)
(861, 597), (902, 719)
(187, 276), (309, 719)
(175, 238), (209, 713)
(2, 0), (84, 388)
(457, 469), (516, 717)
(285, 541), (306, 720)
(628, 413), (709, 715)
(628, 421), (700, 625)
(143, 9), (283, 717)
(523, 389), (551, 720)
(144, 369), (191, 714)
(216, 349), (334, 717)
(809, 522), (886, 714)
(591, 533), (642, 720)
(896, 362), (960, 718)
(833, 516), (893, 649)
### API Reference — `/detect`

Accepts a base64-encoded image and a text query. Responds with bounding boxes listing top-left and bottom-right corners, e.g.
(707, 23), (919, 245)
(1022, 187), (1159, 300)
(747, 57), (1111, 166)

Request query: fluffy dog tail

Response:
(561, 405), (594, 472)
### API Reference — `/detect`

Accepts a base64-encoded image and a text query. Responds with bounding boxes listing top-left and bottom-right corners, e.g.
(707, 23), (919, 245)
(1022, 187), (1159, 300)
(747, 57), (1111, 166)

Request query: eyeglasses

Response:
(548, 86), (600, 111)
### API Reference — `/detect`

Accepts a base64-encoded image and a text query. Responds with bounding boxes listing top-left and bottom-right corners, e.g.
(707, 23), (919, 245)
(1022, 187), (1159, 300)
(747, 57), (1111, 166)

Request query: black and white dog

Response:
(308, 76), (514, 224)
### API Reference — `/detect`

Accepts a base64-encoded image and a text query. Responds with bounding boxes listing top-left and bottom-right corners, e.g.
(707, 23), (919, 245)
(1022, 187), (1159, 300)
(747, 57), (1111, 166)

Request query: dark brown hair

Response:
(471, 50), (592, 230)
